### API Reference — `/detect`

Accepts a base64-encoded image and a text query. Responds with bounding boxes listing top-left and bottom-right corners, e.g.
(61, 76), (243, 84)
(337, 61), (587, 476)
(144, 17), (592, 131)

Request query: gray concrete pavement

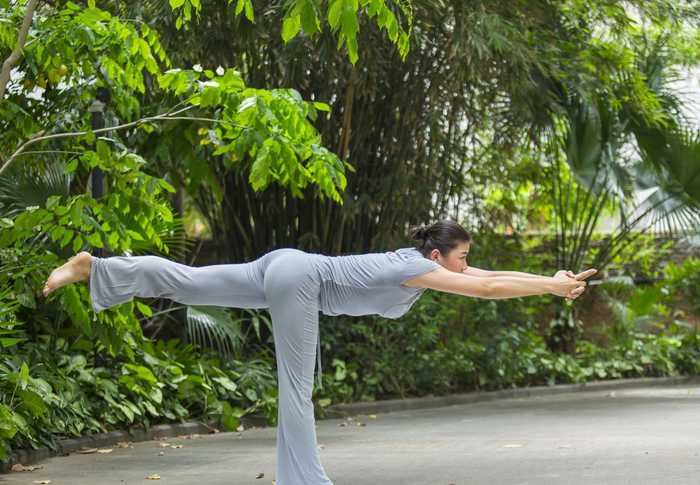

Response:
(2, 385), (700, 485)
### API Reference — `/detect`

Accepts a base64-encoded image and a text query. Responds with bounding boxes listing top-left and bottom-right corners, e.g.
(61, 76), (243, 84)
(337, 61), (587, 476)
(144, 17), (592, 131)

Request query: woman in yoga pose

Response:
(41, 219), (595, 485)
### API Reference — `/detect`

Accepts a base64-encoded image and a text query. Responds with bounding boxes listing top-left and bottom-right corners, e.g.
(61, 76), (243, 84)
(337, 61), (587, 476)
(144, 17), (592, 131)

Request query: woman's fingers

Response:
(555, 271), (593, 299)
(575, 268), (597, 281)
(566, 285), (587, 299)
(564, 271), (597, 299)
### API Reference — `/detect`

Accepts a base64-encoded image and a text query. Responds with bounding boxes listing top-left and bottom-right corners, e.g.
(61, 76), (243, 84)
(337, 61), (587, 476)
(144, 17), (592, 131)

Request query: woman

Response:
(41, 219), (594, 485)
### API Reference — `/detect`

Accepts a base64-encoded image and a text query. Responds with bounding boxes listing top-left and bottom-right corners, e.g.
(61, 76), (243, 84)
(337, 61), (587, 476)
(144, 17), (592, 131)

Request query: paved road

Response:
(2, 385), (700, 485)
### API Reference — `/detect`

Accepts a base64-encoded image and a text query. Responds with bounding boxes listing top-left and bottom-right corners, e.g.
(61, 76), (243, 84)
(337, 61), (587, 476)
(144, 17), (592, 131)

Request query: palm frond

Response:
(625, 159), (700, 235)
(185, 305), (246, 360)
(563, 95), (632, 201)
(0, 156), (72, 218)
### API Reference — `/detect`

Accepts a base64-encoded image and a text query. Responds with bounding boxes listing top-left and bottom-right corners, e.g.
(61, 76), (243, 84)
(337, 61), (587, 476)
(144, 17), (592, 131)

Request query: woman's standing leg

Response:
(88, 254), (269, 313)
(263, 251), (333, 485)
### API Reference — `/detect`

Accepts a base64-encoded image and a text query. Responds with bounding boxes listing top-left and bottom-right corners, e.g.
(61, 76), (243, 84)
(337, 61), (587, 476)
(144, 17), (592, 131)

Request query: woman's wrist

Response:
(543, 277), (558, 296)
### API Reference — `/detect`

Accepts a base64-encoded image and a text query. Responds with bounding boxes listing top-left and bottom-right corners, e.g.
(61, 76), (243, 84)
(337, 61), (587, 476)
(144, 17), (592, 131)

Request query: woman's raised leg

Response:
(88, 253), (268, 313)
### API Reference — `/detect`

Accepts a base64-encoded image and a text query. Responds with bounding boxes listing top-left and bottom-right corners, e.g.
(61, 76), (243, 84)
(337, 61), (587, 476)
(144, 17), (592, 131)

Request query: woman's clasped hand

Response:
(552, 268), (597, 300)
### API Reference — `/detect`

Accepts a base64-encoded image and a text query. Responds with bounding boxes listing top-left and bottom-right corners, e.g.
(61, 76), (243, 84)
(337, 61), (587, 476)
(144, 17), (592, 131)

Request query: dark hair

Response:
(408, 219), (472, 257)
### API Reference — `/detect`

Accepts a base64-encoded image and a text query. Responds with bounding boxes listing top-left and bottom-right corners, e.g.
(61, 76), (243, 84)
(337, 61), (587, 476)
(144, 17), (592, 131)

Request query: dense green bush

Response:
(0, 330), (278, 460)
(661, 258), (700, 317)
(317, 286), (700, 415)
(0, 148), (281, 460)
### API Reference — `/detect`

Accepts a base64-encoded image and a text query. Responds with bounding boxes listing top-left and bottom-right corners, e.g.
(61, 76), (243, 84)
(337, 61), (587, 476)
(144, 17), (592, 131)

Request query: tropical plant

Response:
(540, 29), (700, 353)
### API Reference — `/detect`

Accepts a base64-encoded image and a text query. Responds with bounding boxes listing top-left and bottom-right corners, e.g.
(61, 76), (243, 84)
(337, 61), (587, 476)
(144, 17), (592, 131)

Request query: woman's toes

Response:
(42, 254), (90, 297)
(43, 274), (56, 296)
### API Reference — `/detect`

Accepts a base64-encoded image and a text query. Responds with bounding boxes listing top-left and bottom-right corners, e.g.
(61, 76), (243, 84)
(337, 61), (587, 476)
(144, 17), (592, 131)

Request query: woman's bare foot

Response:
(42, 251), (93, 297)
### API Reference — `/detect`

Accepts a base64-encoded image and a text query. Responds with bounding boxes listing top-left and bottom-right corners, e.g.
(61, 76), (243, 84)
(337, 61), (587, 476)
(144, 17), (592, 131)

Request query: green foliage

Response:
(0, 144), (186, 461)
(316, 284), (700, 413)
(315, 278), (700, 414)
(2, 1), (350, 208)
(661, 258), (700, 316)
(0, 334), (277, 459)
(184, 306), (271, 361)
(0, 146), (175, 291)
(0, 1), (170, 144)
(168, 0), (413, 64)
(155, 66), (352, 203)
(607, 232), (675, 279)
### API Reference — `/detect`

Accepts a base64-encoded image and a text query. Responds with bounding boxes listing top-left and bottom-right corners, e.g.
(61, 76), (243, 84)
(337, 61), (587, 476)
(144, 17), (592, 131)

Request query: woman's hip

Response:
(261, 248), (322, 299)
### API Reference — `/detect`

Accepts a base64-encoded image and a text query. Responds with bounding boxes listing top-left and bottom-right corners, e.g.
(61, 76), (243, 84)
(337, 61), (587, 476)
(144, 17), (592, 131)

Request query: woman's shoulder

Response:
(389, 246), (423, 258)
(391, 246), (436, 263)
(384, 247), (442, 285)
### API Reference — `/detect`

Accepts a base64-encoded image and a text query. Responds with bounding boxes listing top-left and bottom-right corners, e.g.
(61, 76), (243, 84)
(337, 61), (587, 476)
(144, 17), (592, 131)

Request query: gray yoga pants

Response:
(88, 248), (333, 485)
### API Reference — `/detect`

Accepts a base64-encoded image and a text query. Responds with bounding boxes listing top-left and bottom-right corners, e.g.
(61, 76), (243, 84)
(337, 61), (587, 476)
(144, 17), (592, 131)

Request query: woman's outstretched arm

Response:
(464, 266), (571, 281)
(409, 266), (595, 300)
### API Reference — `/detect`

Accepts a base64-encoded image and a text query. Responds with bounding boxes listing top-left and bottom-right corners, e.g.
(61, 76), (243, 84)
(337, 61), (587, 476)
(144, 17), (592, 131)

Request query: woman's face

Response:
(428, 241), (470, 273)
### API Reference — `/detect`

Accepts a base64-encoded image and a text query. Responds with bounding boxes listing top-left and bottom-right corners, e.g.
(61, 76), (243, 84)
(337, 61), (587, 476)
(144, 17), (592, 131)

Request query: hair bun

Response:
(407, 219), (472, 252)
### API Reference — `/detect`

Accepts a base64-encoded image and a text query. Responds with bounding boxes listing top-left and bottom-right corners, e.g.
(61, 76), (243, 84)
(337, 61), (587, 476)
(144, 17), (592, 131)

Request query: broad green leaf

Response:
(282, 14), (301, 42)
(244, 0), (254, 22)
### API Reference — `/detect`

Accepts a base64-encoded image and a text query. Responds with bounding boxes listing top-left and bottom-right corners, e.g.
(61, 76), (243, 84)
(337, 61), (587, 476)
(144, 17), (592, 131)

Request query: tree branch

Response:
(0, 0), (40, 99)
(0, 105), (243, 175)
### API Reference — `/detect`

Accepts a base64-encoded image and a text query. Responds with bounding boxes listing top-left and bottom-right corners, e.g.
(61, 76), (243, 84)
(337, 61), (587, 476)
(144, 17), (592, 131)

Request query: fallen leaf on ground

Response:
(368, 414), (377, 419)
(11, 463), (44, 472)
(116, 441), (133, 448)
(503, 444), (524, 448)
(237, 424), (245, 432)
(97, 448), (113, 454)
(255, 472), (264, 478)
(146, 473), (161, 479)
(31, 481), (51, 484)
(157, 442), (183, 449)
(78, 447), (98, 454)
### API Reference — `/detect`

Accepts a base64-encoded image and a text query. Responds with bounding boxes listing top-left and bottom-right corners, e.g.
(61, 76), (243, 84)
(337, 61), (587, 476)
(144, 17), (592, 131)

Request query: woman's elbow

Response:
(478, 281), (496, 299)
(453, 276), (494, 299)
(455, 280), (493, 299)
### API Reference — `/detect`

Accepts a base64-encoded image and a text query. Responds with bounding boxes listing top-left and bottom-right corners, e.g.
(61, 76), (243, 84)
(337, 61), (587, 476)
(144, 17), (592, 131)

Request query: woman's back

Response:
(305, 246), (442, 319)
